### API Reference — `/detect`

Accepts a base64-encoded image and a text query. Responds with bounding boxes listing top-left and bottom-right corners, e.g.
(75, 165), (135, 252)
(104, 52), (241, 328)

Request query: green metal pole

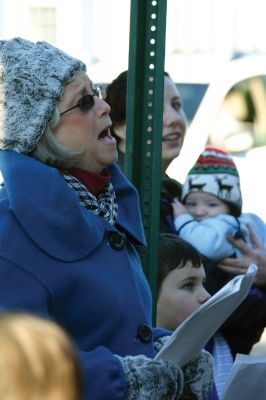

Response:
(125, 0), (167, 322)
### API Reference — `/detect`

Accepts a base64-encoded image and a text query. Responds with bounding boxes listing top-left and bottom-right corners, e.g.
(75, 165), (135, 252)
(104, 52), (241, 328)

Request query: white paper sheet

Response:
(222, 353), (266, 400)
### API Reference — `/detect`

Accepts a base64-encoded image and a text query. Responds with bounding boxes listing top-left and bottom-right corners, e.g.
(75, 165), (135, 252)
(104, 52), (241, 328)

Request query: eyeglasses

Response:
(60, 85), (106, 116)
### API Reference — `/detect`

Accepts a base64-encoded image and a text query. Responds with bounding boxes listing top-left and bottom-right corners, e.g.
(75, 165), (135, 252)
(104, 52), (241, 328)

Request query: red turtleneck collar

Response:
(68, 167), (111, 196)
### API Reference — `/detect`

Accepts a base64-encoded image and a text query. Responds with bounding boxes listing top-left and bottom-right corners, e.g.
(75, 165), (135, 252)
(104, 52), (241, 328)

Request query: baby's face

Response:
(156, 262), (211, 331)
(184, 192), (230, 220)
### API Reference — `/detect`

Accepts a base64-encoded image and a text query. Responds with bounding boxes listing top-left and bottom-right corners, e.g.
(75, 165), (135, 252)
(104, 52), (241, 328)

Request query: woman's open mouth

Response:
(98, 128), (116, 144)
(162, 132), (181, 142)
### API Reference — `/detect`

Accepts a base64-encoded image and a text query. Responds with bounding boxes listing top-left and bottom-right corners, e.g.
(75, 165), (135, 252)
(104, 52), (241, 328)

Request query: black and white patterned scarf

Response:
(63, 172), (118, 225)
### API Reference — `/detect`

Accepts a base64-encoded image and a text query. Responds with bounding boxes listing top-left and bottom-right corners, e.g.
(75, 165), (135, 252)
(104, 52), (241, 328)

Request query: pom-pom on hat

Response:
(0, 37), (86, 153)
(181, 146), (242, 216)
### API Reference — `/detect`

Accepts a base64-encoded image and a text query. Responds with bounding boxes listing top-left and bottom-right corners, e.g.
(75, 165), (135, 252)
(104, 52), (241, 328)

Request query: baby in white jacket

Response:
(173, 146), (266, 262)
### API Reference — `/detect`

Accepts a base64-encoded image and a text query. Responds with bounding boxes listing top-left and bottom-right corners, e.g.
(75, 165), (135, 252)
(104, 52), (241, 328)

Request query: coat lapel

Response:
(0, 151), (146, 261)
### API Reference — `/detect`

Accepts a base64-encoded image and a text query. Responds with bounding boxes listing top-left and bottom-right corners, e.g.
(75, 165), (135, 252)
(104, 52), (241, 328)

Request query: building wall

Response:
(0, 0), (265, 82)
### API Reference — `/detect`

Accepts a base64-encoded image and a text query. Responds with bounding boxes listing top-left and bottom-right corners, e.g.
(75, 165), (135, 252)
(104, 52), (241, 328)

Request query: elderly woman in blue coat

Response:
(0, 38), (213, 400)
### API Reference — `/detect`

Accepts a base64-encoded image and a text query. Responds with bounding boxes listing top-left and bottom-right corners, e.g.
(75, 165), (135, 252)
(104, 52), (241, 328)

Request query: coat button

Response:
(137, 324), (152, 343)
(108, 232), (125, 250)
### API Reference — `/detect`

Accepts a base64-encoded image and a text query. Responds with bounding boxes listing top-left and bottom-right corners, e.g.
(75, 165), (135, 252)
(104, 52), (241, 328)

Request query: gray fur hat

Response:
(0, 37), (86, 153)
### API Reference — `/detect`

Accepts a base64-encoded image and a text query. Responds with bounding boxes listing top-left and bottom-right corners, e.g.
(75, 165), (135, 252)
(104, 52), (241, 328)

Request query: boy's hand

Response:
(172, 198), (189, 219)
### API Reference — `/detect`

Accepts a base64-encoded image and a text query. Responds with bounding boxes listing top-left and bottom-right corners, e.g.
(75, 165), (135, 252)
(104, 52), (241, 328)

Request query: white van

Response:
(168, 54), (266, 221)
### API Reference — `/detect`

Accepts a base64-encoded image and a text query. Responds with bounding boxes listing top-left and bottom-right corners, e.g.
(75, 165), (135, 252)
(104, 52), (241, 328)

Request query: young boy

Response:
(157, 234), (210, 330)
(157, 233), (231, 399)
(172, 146), (266, 262)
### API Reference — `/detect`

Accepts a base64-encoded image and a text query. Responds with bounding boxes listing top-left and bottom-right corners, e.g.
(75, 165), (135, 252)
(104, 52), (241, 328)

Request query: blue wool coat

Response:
(0, 150), (165, 400)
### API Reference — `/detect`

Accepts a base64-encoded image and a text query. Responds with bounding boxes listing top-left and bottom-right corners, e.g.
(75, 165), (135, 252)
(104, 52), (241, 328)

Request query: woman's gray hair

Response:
(31, 107), (84, 169)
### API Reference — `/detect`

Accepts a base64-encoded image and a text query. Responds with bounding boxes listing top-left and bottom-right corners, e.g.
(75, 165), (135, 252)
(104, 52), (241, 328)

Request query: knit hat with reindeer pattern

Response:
(181, 146), (242, 216)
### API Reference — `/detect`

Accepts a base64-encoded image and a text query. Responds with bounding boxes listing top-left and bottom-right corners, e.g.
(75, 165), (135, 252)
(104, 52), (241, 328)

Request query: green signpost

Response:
(125, 0), (167, 322)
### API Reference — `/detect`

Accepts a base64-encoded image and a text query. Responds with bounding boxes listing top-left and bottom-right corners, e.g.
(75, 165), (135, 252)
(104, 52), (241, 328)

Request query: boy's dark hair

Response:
(158, 233), (203, 295)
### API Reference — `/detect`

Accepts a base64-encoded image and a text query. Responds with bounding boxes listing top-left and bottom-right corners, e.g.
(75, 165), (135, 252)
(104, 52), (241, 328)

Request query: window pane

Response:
(28, 7), (56, 44)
